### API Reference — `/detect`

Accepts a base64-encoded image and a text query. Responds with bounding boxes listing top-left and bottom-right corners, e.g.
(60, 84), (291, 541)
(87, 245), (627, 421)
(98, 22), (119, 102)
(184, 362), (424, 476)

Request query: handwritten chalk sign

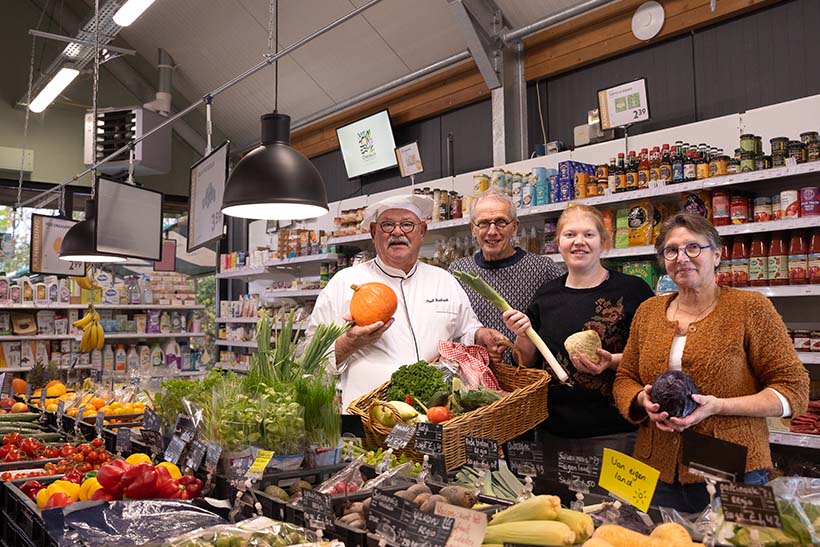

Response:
(558, 451), (602, 492)
(464, 436), (499, 471)
(506, 440), (545, 477)
(386, 422), (415, 450)
(598, 448), (659, 513)
(302, 489), (335, 530)
(718, 482), (782, 529)
(414, 423), (443, 455)
(434, 501), (486, 547)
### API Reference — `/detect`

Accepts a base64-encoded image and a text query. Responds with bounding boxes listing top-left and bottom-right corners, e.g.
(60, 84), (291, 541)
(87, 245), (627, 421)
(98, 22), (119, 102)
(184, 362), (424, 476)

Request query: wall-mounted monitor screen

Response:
(95, 178), (163, 261)
(336, 110), (398, 179)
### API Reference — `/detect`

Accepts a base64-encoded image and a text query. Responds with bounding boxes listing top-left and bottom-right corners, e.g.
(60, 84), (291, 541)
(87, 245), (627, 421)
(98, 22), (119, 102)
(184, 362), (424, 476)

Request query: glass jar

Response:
(770, 137), (789, 155)
(788, 140), (805, 163)
(799, 131), (818, 145)
(740, 134), (756, 153)
(739, 150), (756, 172)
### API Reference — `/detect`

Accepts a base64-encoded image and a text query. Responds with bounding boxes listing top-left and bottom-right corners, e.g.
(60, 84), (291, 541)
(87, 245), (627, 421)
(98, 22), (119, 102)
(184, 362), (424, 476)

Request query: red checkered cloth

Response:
(437, 340), (501, 390)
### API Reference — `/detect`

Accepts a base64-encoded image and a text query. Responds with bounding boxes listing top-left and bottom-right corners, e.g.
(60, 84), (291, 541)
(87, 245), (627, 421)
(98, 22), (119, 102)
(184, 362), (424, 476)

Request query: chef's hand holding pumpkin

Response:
(343, 313), (394, 345)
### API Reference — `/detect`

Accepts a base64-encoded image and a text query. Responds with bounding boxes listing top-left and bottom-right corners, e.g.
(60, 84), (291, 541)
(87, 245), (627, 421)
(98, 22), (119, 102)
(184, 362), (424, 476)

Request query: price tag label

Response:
(74, 405), (86, 434)
(185, 440), (207, 472)
(302, 489), (335, 530)
(505, 440), (545, 477)
(143, 407), (162, 432)
(557, 451), (602, 492)
(386, 422), (415, 450)
(464, 436), (499, 471)
(40, 389), (47, 410)
(25, 384), (32, 402)
(174, 413), (197, 443)
(718, 482), (782, 529)
(404, 509), (454, 547)
(141, 429), (164, 456)
(205, 442), (222, 473)
(116, 427), (132, 454)
(597, 78), (649, 129)
(0, 372), (6, 398)
(367, 489), (417, 544)
(163, 434), (186, 465)
(246, 449), (274, 479)
(598, 448), (659, 513)
(56, 400), (66, 432)
(414, 423), (443, 455)
(434, 503), (486, 547)
(95, 412), (105, 437)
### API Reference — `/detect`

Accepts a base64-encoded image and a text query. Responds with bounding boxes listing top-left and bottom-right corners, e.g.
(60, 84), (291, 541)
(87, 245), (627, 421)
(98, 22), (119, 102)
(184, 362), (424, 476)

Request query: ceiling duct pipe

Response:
(143, 48), (174, 116)
(502, 0), (615, 43)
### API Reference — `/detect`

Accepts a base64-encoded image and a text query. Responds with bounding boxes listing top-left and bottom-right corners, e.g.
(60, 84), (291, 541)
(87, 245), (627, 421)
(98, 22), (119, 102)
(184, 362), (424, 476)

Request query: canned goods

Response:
(730, 195), (750, 224)
(754, 154), (766, 171)
(794, 330), (812, 351)
(753, 197), (772, 222)
(770, 137), (789, 154)
(771, 194), (782, 220)
(781, 190), (800, 218)
(597, 178), (609, 196)
(490, 169), (505, 192)
(772, 153), (787, 167)
(800, 187), (819, 216)
(512, 181), (523, 208)
(712, 191), (731, 226)
(740, 134), (756, 153)
(586, 178), (599, 197)
(522, 183), (535, 208)
(809, 141), (820, 162)
(812, 331), (820, 352)
(574, 173), (589, 199)
(799, 131), (818, 145)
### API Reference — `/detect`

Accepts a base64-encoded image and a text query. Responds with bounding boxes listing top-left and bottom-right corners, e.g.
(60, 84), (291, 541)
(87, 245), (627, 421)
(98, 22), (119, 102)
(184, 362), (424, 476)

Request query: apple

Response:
(10, 402), (28, 413)
(0, 397), (15, 411)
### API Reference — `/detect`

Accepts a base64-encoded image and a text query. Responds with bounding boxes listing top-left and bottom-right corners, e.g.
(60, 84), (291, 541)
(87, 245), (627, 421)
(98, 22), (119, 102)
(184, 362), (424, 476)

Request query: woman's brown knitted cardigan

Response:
(613, 288), (809, 484)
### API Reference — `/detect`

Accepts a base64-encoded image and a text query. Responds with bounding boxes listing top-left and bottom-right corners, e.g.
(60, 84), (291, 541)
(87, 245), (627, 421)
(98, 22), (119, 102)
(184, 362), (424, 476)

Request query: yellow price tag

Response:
(247, 450), (274, 478)
(598, 448), (659, 513)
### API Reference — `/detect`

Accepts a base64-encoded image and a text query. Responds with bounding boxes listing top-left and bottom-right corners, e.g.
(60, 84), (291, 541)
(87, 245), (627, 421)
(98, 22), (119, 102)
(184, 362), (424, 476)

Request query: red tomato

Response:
(426, 406), (452, 424)
(91, 438), (103, 448)
(59, 445), (76, 458)
(44, 492), (72, 509)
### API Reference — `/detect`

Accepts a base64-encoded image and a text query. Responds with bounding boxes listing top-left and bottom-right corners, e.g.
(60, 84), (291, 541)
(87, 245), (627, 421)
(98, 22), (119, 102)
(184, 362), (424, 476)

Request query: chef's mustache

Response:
(388, 235), (410, 245)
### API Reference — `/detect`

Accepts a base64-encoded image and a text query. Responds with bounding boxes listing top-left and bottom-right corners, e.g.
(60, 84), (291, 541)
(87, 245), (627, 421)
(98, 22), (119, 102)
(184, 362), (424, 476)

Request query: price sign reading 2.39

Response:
(597, 78), (650, 130)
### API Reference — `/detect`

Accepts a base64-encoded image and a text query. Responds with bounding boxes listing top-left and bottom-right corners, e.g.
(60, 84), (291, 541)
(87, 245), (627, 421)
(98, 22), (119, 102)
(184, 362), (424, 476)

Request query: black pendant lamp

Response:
(221, 113), (329, 220)
(59, 199), (127, 263)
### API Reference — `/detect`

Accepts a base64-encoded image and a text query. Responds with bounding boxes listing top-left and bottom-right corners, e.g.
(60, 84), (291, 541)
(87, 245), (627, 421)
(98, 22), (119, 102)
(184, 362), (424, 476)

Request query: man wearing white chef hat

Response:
(309, 193), (506, 411)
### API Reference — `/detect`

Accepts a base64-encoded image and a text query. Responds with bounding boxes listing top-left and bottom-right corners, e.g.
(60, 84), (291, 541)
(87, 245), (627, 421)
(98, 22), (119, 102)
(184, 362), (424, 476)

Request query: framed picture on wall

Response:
(188, 141), (230, 253)
(29, 214), (85, 276)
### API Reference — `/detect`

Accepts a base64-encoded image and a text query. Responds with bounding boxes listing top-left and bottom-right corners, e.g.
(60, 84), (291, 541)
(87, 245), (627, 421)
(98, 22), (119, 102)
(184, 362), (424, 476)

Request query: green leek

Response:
(452, 270), (571, 384)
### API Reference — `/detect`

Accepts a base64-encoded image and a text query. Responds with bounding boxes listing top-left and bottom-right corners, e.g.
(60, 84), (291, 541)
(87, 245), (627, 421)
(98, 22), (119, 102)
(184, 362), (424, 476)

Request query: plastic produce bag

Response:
(163, 516), (324, 547)
(57, 499), (225, 547)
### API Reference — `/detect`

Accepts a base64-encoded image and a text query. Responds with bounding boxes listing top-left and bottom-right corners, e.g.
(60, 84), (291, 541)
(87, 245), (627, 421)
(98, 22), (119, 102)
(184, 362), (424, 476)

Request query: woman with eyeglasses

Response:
(501, 203), (654, 501)
(613, 212), (809, 513)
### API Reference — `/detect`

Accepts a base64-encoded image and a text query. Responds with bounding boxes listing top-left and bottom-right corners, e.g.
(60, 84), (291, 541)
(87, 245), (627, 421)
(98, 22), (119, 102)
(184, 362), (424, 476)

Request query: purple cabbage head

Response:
(650, 370), (699, 418)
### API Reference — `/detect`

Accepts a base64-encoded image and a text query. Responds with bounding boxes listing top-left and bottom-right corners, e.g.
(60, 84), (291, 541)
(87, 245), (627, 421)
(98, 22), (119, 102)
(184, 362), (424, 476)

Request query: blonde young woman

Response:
(503, 203), (654, 500)
(613, 212), (809, 513)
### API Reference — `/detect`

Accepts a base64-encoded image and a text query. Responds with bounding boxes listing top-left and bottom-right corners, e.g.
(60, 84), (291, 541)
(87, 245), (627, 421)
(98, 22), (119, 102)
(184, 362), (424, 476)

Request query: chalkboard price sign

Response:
(505, 440), (545, 476)
(718, 482), (782, 529)
(464, 436), (499, 471)
(557, 451), (602, 492)
(386, 422), (415, 450)
(414, 423), (443, 455)
(116, 427), (131, 454)
(302, 489), (335, 530)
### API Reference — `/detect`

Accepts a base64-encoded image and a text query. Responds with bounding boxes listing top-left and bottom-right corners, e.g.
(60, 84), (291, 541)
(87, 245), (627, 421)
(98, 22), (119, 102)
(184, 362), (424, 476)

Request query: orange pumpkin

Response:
(349, 283), (398, 326)
(11, 378), (27, 396)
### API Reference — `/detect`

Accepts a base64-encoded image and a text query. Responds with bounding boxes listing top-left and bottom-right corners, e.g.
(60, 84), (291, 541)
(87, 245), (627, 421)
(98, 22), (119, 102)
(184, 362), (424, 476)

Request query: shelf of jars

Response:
(325, 161), (820, 247)
(214, 340), (258, 348)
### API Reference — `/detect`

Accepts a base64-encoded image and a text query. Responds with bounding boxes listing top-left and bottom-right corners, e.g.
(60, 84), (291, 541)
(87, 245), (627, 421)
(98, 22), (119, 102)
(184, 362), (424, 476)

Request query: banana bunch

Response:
(75, 308), (105, 352)
(72, 268), (100, 291)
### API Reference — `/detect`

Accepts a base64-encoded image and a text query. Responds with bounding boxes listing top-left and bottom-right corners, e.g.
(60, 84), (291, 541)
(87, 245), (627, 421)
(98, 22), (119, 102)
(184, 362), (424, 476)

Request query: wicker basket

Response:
(347, 340), (550, 470)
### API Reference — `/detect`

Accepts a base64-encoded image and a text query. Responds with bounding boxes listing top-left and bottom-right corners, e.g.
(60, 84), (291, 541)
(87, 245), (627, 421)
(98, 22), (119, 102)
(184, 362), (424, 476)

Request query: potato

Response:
(419, 494), (448, 513)
(413, 492), (432, 508)
(394, 490), (416, 502)
(406, 483), (432, 498)
(438, 485), (477, 508)
(362, 497), (371, 516)
(346, 502), (365, 516)
(564, 330), (602, 363)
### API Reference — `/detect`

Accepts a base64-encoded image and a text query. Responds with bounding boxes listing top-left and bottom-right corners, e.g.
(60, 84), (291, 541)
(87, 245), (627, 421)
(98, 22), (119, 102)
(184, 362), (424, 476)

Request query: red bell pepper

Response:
(62, 469), (84, 484)
(122, 462), (158, 499)
(44, 492), (72, 509)
(154, 466), (182, 499)
(96, 459), (133, 498)
(90, 488), (115, 501)
(20, 480), (44, 501)
(178, 475), (203, 499)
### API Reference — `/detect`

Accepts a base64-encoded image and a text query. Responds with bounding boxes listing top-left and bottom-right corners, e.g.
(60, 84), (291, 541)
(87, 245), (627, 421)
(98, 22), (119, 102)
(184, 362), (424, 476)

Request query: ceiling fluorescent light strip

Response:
(113, 0), (156, 27)
(28, 66), (80, 113)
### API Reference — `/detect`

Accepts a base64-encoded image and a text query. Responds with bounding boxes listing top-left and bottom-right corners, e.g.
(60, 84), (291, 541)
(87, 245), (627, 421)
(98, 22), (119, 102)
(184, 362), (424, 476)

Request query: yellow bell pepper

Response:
(125, 452), (152, 465)
(49, 480), (81, 502)
(156, 461), (182, 479)
(36, 488), (50, 509)
(79, 477), (102, 501)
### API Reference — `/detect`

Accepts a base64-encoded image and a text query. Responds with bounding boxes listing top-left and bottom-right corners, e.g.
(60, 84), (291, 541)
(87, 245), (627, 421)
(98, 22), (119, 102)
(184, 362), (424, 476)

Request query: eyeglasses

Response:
(659, 243), (712, 261)
(473, 218), (513, 231)
(377, 221), (420, 234)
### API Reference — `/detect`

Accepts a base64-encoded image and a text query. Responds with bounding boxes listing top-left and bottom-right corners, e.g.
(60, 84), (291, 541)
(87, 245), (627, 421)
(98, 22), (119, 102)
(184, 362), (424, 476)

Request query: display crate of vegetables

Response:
(347, 340), (549, 470)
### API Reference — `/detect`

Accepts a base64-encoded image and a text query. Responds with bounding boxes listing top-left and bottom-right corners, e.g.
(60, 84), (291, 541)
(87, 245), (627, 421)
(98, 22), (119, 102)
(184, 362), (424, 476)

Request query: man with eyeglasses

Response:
(449, 191), (563, 360)
(309, 194), (505, 412)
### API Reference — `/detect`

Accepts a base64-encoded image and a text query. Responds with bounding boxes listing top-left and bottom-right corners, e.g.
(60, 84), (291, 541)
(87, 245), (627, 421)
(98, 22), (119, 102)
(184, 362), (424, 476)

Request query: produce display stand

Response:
(3, 476), (62, 547)
(348, 360), (549, 470)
